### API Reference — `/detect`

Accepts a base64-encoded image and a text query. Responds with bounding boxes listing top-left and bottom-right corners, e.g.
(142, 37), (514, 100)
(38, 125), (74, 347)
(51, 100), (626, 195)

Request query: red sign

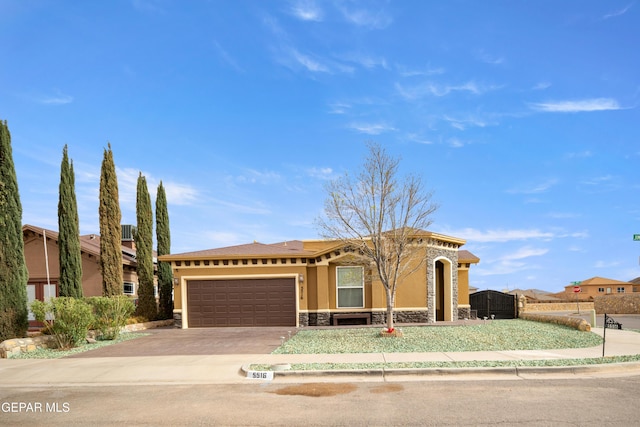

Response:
(573, 286), (581, 293)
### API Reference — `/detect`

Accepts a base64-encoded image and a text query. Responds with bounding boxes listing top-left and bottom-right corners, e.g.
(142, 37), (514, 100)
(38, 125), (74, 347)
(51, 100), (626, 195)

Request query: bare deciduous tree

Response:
(317, 142), (438, 331)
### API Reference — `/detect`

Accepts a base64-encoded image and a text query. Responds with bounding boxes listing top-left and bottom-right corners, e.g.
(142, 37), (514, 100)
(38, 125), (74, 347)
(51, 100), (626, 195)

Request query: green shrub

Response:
(30, 297), (94, 350)
(86, 296), (135, 340)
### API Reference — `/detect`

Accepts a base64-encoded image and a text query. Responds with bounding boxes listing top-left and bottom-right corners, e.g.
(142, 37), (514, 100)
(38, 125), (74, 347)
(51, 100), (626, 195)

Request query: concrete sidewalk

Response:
(1, 328), (639, 387)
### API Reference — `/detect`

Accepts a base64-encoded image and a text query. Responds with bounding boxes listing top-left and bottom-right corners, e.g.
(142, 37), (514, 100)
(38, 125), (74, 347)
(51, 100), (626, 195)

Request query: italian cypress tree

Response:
(0, 120), (29, 341)
(134, 173), (156, 320)
(58, 145), (83, 298)
(99, 143), (123, 296)
(156, 181), (173, 320)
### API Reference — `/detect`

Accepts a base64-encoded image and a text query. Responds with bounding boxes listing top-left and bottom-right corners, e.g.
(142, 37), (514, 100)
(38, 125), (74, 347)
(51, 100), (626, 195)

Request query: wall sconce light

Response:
(299, 274), (304, 282)
(173, 278), (179, 286)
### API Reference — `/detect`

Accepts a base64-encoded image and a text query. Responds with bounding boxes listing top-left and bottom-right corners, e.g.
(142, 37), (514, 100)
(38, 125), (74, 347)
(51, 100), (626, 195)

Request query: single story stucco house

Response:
(159, 230), (479, 328)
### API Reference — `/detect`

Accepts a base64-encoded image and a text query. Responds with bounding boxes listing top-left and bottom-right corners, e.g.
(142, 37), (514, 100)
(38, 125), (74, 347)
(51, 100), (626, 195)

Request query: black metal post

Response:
(602, 314), (608, 358)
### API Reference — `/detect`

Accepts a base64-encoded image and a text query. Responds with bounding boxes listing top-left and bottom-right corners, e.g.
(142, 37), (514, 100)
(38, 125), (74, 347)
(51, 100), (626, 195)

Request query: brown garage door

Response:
(187, 278), (296, 327)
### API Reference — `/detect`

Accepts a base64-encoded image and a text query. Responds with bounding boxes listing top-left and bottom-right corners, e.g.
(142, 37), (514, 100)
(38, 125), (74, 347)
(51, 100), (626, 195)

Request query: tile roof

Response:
(568, 276), (632, 287)
(170, 240), (316, 258)
(458, 250), (480, 263)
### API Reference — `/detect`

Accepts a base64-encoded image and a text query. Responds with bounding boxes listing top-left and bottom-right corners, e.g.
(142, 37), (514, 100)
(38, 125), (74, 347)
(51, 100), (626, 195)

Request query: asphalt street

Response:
(2, 376), (640, 426)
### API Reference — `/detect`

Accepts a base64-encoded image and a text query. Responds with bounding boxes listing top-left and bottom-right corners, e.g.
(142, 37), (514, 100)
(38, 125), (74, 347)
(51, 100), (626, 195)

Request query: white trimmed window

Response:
(337, 266), (364, 308)
(617, 287), (625, 293)
(598, 287), (605, 293)
(123, 282), (136, 295)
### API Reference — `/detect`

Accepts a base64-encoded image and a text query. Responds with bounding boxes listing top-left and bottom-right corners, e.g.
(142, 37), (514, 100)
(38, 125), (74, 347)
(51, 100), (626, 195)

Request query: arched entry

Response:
(435, 258), (453, 321)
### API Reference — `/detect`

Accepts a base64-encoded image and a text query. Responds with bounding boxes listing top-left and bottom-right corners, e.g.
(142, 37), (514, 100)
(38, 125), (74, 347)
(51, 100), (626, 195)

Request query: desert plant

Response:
(86, 296), (135, 340)
(31, 297), (94, 349)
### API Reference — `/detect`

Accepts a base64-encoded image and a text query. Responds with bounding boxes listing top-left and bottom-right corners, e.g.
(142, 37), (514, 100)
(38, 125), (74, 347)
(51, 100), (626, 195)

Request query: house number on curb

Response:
(246, 371), (274, 380)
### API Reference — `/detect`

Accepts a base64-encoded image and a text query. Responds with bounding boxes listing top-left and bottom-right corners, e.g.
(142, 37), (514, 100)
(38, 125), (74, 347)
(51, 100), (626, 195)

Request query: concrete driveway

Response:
(66, 326), (297, 358)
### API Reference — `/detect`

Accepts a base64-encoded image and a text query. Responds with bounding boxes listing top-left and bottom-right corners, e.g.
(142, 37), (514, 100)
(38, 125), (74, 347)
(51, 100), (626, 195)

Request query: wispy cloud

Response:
(565, 150), (593, 159)
(532, 82), (551, 90)
(396, 81), (501, 99)
(340, 52), (389, 70)
(443, 114), (494, 130)
(476, 50), (505, 65)
(288, 0), (323, 21)
(546, 212), (581, 219)
(475, 246), (549, 277)
(502, 246), (549, 261)
(291, 49), (331, 73)
(405, 133), (433, 145)
(276, 46), (354, 74)
(507, 178), (558, 194)
(530, 98), (622, 113)
(603, 3), (634, 19)
(338, 5), (393, 29)
(115, 167), (200, 207)
(38, 91), (74, 105)
(448, 138), (465, 148)
(306, 167), (336, 180)
(232, 168), (282, 185)
(444, 228), (557, 243)
(578, 174), (621, 193)
(212, 41), (243, 72)
(594, 260), (621, 268)
(347, 122), (396, 135)
(396, 64), (445, 77)
(328, 102), (351, 114)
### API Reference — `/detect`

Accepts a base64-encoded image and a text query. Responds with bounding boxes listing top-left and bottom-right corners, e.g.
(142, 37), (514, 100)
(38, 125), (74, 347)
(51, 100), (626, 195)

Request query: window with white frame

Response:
(598, 287), (605, 293)
(123, 282), (136, 295)
(617, 287), (625, 293)
(337, 266), (364, 308)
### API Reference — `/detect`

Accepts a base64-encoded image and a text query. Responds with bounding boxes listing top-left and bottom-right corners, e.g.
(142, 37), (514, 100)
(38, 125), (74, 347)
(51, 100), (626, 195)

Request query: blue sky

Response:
(1, 1), (639, 293)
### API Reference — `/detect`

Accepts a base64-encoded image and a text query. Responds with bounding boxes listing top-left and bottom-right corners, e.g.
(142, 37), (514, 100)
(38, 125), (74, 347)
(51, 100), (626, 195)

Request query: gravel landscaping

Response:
(274, 320), (604, 354)
(251, 354), (640, 371)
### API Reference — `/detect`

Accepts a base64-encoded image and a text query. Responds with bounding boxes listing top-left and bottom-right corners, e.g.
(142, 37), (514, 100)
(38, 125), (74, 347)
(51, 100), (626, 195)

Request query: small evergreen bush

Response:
(86, 296), (135, 340)
(30, 297), (94, 349)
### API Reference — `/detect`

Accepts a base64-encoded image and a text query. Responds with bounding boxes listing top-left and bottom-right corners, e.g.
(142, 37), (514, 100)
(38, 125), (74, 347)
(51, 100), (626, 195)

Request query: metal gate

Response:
(470, 290), (516, 319)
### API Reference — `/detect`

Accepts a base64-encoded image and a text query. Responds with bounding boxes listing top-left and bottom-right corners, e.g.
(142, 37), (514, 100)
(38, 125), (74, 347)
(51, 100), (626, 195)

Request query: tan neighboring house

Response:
(159, 230), (480, 328)
(23, 224), (147, 327)
(557, 276), (635, 300)
(507, 289), (561, 302)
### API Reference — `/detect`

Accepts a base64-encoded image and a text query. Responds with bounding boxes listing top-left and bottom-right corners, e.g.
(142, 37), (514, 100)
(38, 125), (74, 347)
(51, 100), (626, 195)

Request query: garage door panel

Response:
(187, 278), (296, 327)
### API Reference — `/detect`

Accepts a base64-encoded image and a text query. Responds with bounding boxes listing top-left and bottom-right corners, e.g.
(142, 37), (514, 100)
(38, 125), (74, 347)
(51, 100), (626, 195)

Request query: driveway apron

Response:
(66, 326), (296, 358)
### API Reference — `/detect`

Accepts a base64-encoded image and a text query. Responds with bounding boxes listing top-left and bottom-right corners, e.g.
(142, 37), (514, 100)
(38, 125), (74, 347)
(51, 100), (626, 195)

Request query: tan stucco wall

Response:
(457, 268), (470, 305)
(24, 234), (103, 297)
(171, 255), (474, 313)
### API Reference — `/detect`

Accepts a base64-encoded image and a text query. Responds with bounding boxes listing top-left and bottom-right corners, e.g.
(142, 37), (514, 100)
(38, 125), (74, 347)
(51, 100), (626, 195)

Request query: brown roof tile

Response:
(458, 250), (480, 263)
(170, 240), (316, 258)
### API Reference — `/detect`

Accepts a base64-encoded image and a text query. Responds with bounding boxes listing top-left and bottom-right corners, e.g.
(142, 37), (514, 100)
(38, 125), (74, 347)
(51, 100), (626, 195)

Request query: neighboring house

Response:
(557, 276), (635, 300)
(506, 289), (561, 302)
(630, 277), (640, 293)
(159, 230), (480, 328)
(23, 224), (150, 326)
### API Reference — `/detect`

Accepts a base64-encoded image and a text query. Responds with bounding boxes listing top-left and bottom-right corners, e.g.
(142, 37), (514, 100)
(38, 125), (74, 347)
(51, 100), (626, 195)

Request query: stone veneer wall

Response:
(426, 244), (459, 323)
(298, 312), (309, 327)
(307, 312), (331, 326)
(173, 311), (182, 328)
(457, 306), (471, 320)
(594, 294), (640, 314)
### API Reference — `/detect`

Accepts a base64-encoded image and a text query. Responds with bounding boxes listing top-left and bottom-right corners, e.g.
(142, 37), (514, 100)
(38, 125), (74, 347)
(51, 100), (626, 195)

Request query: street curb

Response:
(241, 361), (640, 379)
